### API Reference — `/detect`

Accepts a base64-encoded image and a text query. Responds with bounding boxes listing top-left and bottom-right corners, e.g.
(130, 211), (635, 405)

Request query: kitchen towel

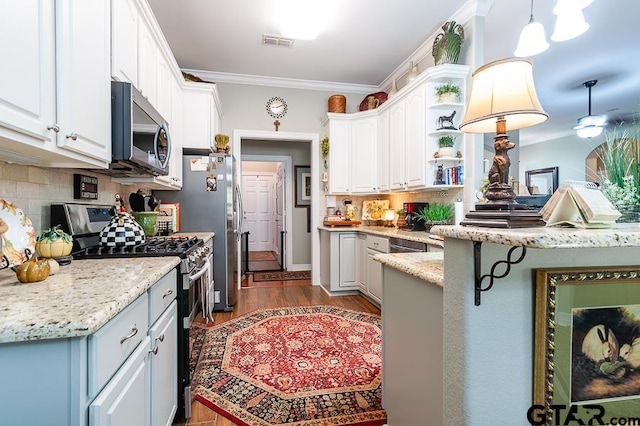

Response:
(455, 200), (464, 225)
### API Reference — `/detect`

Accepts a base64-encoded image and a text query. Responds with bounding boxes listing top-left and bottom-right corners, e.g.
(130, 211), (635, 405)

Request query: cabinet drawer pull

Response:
(162, 289), (173, 299)
(47, 124), (60, 132)
(66, 133), (78, 141)
(119, 325), (138, 344)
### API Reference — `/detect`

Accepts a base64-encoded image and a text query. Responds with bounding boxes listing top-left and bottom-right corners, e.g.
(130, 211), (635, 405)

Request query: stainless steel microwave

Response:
(107, 81), (171, 177)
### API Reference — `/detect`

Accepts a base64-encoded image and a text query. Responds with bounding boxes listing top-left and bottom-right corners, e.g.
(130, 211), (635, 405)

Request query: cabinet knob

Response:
(66, 133), (78, 141)
(47, 124), (60, 132)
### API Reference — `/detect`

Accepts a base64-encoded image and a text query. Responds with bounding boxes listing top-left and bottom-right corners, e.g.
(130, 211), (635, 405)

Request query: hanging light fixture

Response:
(551, 0), (590, 42)
(574, 80), (607, 138)
(514, 0), (549, 57)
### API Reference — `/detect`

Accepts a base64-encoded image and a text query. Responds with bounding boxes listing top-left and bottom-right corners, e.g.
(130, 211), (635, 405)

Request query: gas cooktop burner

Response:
(73, 236), (203, 259)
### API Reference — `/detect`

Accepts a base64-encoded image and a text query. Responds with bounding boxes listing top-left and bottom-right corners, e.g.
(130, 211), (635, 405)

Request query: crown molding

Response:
(183, 68), (378, 94)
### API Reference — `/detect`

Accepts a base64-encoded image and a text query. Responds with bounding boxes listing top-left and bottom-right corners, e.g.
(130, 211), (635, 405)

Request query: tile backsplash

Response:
(0, 161), (151, 234)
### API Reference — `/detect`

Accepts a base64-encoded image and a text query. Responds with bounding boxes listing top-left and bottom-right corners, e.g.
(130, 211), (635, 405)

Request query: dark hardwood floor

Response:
(174, 278), (380, 426)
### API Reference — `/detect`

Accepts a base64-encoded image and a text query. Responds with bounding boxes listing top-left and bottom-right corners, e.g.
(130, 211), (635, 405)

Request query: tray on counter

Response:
(323, 220), (362, 227)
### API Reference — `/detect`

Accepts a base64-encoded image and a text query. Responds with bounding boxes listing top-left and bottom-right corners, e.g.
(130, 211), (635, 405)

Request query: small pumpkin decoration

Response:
(15, 257), (50, 283)
(35, 225), (73, 258)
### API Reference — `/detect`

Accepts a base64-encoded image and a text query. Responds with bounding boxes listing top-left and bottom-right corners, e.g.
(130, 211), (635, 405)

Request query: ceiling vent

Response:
(262, 34), (294, 48)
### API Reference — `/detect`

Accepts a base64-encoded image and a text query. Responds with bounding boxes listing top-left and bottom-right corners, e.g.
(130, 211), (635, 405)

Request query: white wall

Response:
(519, 133), (602, 184)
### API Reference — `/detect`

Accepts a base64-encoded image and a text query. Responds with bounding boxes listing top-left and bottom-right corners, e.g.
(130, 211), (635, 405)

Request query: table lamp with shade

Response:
(459, 58), (549, 227)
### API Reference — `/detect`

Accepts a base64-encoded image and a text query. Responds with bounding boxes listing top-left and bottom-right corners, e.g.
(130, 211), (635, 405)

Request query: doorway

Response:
(241, 161), (286, 272)
(232, 130), (320, 288)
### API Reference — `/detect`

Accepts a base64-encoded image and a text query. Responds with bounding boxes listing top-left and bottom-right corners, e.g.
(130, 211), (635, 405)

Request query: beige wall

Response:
(0, 161), (148, 234)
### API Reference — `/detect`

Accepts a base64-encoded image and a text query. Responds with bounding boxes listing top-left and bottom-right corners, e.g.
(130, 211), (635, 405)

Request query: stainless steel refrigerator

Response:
(155, 149), (240, 311)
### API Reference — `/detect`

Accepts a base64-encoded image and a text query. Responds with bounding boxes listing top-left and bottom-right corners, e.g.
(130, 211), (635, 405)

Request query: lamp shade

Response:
(459, 58), (548, 134)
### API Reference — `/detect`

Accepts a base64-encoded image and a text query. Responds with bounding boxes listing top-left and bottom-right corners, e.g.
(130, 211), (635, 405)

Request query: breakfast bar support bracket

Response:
(473, 242), (527, 306)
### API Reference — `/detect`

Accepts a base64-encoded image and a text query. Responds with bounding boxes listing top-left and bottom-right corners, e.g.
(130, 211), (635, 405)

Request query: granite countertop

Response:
(318, 225), (444, 248)
(374, 252), (444, 286)
(0, 257), (181, 344)
(430, 223), (640, 248)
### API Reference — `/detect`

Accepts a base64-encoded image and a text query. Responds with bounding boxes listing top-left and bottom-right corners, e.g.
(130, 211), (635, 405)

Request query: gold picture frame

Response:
(534, 266), (640, 425)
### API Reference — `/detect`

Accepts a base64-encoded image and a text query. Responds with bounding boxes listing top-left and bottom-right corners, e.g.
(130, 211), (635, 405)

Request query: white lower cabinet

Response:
(90, 270), (177, 426)
(359, 235), (388, 305)
(149, 302), (178, 426)
(0, 268), (179, 426)
(89, 298), (176, 426)
(320, 230), (359, 294)
(366, 248), (383, 304)
(90, 334), (152, 426)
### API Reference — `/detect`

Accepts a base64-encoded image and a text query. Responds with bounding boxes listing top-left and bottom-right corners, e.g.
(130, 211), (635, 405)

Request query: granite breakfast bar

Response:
(429, 224), (640, 426)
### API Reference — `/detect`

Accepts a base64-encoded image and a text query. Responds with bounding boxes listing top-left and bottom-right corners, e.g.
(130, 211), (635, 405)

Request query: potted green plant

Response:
(438, 135), (456, 157)
(415, 203), (454, 231)
(395, 208), (408, 229)
(432, 21), (465, 65)
(435, 81), (461, 103)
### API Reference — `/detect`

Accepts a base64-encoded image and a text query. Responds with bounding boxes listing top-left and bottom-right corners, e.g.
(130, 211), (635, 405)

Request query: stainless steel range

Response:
(51, 203), (211, 421)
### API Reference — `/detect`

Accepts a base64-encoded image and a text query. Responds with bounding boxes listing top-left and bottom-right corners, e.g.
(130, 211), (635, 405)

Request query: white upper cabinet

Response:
(111, 0), (139, 86)
(324, 112), (378, 195)
(388, 100), (406, 190)
(55, 0), (112, 164)
(350, 115), (378, 193)
(404, 82), (427, 188)
(0, 1), (55, 150)
(0, 0), (111, 168)
(325, 115), (350, 193)
(377, 110), (390, 192)
(182, 82), (221, 151)
(323, 64), (469, 194)
(137, 16), (158, 107)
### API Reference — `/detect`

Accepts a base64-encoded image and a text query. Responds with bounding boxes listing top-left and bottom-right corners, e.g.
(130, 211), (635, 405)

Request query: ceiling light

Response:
(573, 80), (607, 138)
(551, 0), (590, 42)
(514, 0), (549, 57)
(276, 0), (322, 40)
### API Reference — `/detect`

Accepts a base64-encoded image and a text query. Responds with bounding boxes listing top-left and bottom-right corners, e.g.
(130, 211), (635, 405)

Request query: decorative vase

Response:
(406, 61), (419, 83)
(432, 21), (465, 65)
(438, 147), (455, 157)
(388, 78), (398, 97)
(132, 212), (159, 237)
(438, 92), (459, 103)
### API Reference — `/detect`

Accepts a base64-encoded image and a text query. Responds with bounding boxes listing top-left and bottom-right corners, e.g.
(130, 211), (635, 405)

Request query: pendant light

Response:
(551, 0), (590, 42)
(573, 80), (607, 138)
(514, 0), (549, 57)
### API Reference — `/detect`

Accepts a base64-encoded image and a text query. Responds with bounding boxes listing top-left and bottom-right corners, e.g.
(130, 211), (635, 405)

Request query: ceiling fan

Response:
(573, 79), (608, 138)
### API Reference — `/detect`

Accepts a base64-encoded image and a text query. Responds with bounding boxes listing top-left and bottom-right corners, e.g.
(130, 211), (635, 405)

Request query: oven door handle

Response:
(189, 259), (210, 282)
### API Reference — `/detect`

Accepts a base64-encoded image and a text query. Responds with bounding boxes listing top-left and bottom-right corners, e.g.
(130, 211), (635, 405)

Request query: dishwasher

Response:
(389, 237), (428, 253)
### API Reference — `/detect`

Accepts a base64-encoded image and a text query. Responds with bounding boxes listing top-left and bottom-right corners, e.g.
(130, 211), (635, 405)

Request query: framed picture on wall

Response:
(533, 266), (640, 425)
(295, 165), (311, 207)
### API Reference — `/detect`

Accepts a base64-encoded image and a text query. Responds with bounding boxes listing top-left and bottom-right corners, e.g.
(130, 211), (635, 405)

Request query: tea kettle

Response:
(99, 212), (145, 247)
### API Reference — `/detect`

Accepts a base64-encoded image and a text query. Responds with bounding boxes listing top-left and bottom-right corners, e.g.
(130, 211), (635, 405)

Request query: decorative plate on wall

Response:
(0, 199), (36, 269)
(266, 96), (288, 118)
(362, 200), (390, 221)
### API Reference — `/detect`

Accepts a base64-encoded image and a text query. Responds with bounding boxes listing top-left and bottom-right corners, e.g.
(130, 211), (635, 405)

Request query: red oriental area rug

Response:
(193, 306), (386, 426)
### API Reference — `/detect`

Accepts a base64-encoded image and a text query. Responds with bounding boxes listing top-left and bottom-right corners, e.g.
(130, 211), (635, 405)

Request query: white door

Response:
(242, 173), (274, 252)
(274, 164), (286, 261)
